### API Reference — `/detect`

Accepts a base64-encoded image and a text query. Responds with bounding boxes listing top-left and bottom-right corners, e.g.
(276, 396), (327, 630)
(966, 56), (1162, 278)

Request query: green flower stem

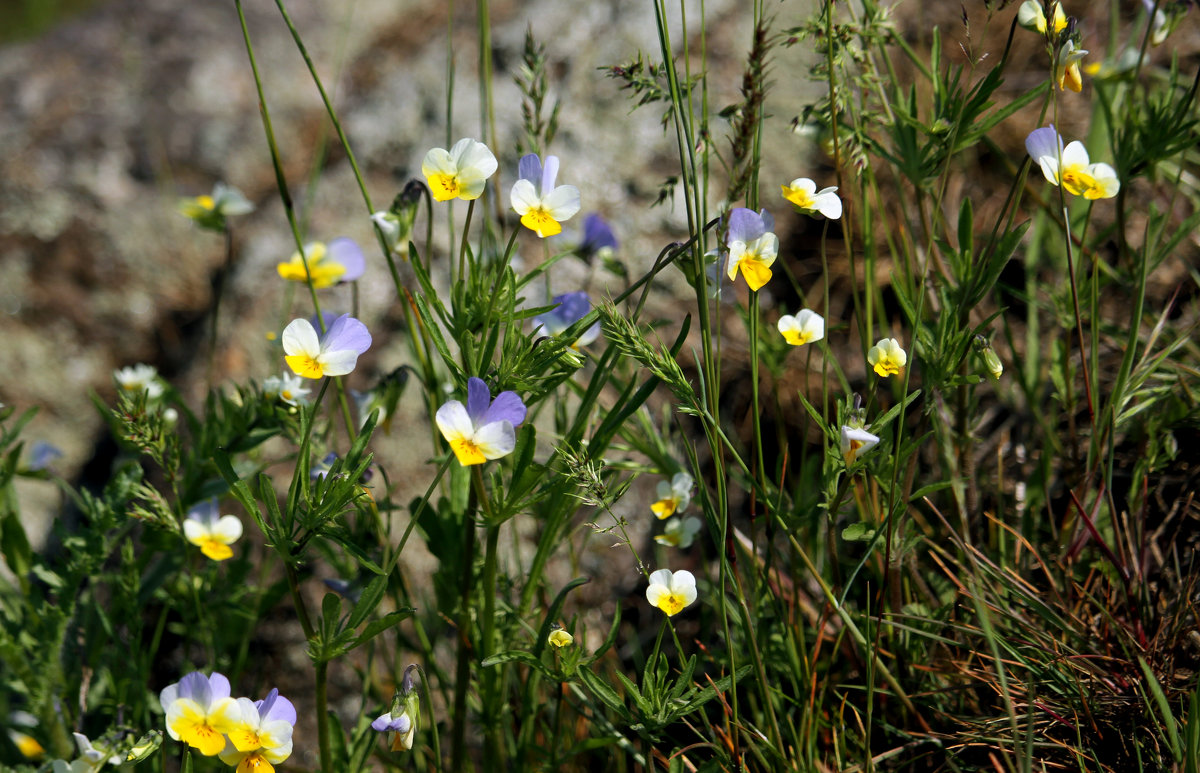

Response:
(458, 199), (476, 286)
(315, 659), (331, 771)
(470, 465), (504, 758)
(450, 475), (480, 772)
(747, 289), (767, 521)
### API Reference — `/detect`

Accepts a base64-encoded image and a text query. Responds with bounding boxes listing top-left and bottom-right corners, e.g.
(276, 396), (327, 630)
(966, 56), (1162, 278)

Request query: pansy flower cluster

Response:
(160, 671), (296, 772)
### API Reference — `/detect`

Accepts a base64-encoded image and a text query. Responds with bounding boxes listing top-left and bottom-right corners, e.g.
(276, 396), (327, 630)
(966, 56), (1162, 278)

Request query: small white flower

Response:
(781, 178), (842, 219)
(645, 569), (698, 617)
(777, 309), (825, 346)
(655, 516), (703, 549)
(651, 472), (694, 520)
(114, 364), (164, 400)
(840, 426), (880, 463)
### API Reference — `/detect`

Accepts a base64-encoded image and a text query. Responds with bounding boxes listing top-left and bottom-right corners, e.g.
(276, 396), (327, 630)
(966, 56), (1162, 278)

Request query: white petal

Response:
(316, 348), (360, 377)
(212, 515), (243, 543)
(434, 401), (474, 443)
(421, 147), (456, 177)
(542, 185), (581, 221)
(282, 319), (320, 359)
(182, 520), (206, 543)
(815, 191), (842, 219)
(648, 569), (673, 588)
(1061, 141), (1091, 168)
(510, 179), (540, 215)
(473, 420), (516, 460)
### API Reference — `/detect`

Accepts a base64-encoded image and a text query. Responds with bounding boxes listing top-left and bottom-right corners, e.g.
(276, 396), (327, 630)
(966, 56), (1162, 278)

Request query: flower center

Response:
(783, 186), (816, 210)
(739, 257), (773, 292)
(450, 438), (487, 466)
(285, 355), (326, 380)
(1059, 165), (1094, 197)
(520, 207), (563, 238)
(655, 592), (686, 617)
(651, 497), (678, 519)
(236, 753), (275, 773)
(199, 538), (234, 561)
(428, 173), (462, 202)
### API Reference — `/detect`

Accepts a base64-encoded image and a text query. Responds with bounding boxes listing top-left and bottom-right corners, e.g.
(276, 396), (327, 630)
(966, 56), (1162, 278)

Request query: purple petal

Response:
(541, 155), (560, 194)
(327, 237), (366, 282)
(309, 310), (341, 335)
(466, 377), (492, 423)
(322, 314), (372, 356)
(518, 154), (542, 186)
(371, 713), (396, 732)
(187, 499), (220, 527)
(29, 441), (63, 471)
(727, 208), (765, 245)
(481, 390), (526, 428)
(758, 208), (774, 233)
(552, 292), (591, 325)
(256, 689), (297, 726)
(581, 213), (618, 253)
(177, 672), (212, 706)
(1025, 125), (1063, 161)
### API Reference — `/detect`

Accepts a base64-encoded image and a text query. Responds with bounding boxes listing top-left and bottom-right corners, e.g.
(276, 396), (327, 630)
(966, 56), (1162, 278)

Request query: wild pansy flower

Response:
(371, 182), (424, 257)
(262, 373), (310, 407)
(282, 314), (372, 380)
(725, 208), (778, 292)
(183, 500), (243, 561)
(372, 666), (420, 752)
(219, 688), (296, 773)
(510, 154), (581, 238)
(276, 238), (366, 289)
(578, 212), (618, 259)
(159, 671), (241, 756)
(114, 364), (164, 400)
(532, 291), (600, 347)
(780, 178), (842, 219)
(422, 138), (497, 202)
(651, 472), (693, 519)
(840, 425), (880, 464)
(435, 377), (527, 466)
(28, 441), (63, 472)
(1055, 39), (1089, 92)
(178, 183), (254, 232)
(655, 516), (703, 549)
(645, 569), (697, 617)
(1025, 126), (1120, 200)
(867, 338), (907, 377)
(548, 625), (574, 648)
(777, 309), (825, 347)
(1017, 0), (1067, 35)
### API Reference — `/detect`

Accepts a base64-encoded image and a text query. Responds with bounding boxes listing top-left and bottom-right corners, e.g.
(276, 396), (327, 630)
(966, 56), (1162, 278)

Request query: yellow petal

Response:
(200, 539), (234, 561)
(520, 208), (563, 238)
(285, 355), (325, 380)
(650, 498), (677, 519)
(739, 259), (773, 292)
(450, 438), (487, 466)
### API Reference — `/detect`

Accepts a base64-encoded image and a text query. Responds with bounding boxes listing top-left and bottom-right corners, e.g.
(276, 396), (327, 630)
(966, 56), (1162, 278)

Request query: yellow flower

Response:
(780, 178), (842, 219)
(422, 138), (497, 202)
(866, 338), (906, 377)
(725, 208), (777, 292)
(548, 627), (574, 648)
(650, 472), (693, 519)
(1017, 0), (1067, 35)
(645, 569), (697, 617)
(1055, 39), (1089, 92)
(159, 672), (241, 757)
(777, 309), (825, 346)
(276, 239), (365, 289)
(183, 500), (243, 562)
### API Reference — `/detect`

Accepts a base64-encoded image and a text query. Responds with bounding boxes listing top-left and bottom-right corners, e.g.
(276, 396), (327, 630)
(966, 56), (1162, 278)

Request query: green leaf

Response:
(346, 575), (388, 630)
(348, 609), (415, 651)
(578, 665), (630, 720)
(841, 522), (876, 542)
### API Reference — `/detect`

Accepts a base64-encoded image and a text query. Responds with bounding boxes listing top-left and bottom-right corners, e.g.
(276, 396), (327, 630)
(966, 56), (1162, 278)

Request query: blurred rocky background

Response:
(2, 0), (819, 543)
